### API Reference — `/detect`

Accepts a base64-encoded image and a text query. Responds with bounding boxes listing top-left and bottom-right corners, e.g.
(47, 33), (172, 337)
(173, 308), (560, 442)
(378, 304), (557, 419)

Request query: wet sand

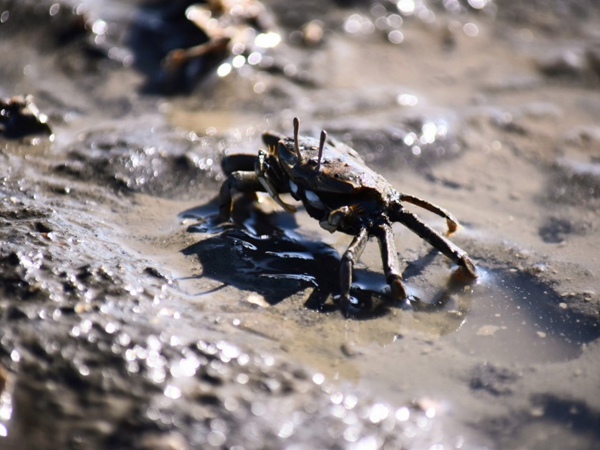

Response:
(2, 0), (600, 449)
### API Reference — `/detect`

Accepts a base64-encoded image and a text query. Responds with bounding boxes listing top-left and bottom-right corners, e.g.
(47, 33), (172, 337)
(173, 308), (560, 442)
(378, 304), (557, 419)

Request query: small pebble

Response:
(537, 50), (585, 77)
(530, 407), (545, 417)
(341, 342), (362, 357)
(246, 294), (269, 308)
(509, 191), (522, 200)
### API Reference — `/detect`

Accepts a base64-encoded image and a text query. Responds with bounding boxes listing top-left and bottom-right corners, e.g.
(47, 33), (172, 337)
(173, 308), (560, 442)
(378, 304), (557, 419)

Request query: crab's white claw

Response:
(328, 206), (349, 227)
(319, 220), (337, 233)
(258, 176), (297, 213)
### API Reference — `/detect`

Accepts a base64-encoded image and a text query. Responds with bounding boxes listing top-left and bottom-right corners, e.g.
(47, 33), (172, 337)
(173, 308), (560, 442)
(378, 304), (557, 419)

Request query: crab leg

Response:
(163, 37), (231, 78)
(218, 171), (265, 221)
(392, 208), (477, 278)
(372, 222), (408, 299)
(399, 193), (460, 235)
(339, 227), (369, 303)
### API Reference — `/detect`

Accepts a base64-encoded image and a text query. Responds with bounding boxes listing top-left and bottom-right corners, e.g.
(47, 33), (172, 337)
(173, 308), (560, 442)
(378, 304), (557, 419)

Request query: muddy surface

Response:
(2, 0), (600, 449)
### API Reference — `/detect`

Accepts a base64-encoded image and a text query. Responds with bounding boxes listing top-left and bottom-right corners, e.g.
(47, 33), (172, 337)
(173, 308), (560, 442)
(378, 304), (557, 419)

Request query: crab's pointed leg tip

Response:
(444, 219), (459, 236)
(463, 258), (478, 279)
(390, 278), (408, 300)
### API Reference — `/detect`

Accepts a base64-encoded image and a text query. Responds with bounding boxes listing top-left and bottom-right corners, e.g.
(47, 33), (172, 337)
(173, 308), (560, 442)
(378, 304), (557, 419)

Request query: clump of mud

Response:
(0, 95), (52, 138)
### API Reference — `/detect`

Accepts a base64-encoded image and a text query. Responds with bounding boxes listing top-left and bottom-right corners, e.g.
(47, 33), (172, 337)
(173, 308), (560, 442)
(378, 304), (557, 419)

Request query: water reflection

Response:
(446, 269), (600, 364)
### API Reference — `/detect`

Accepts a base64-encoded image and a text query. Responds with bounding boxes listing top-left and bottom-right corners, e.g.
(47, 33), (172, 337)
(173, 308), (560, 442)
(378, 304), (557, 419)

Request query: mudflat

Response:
(1, 1), (600, 449)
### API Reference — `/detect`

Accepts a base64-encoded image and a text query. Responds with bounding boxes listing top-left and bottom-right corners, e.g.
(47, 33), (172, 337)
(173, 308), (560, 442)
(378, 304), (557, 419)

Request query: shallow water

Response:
(450, 269), (600, 364)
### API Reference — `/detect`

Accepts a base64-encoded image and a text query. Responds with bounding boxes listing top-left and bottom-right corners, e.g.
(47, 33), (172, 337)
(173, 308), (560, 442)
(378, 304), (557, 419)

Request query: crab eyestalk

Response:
(293, 117), (302, 162)
(317, 130), (327, 171)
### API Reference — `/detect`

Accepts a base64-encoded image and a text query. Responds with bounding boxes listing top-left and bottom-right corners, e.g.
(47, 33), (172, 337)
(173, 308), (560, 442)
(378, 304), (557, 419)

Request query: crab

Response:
(218, 117), (477, 309)
(162, 0), (278, 85)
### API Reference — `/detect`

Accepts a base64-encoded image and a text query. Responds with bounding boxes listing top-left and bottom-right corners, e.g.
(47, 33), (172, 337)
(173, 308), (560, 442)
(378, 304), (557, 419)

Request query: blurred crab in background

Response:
(160, 0), (281, 90)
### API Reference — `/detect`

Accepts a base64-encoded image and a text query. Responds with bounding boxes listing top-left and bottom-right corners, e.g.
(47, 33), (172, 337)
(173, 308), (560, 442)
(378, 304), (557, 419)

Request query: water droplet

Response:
(0, 392), (13, 421)
(254, 32), (281, 48)
(92, 20), (107, 36)
(217, 63), (232, 78)
(164, 384), (181, 399)
(331, 392), (344, 405)
(207, 431), (226, 446)
(78, 365), (90, 377)
(217, 341), (241, 361)
(388, 30), (404, 44)
(344, 394), (358, 410)
(463, 23), (479, 37)
(350, 435), (379, 450)
(9, 350), (19, 363)
(370, 404), (390, 424)
(49, 3), (60, 16)
(248, 52), (262, 65)
(397, 94), (418, 106)
(278, 421), (294, 438)
(344, 15), (363, 34)
(251, 402), (266, 416)
(232, 55), (246, 68)
(253, 82), (265, 94)
(312, 373), (325, 385)
(396, 407), (410, 421)
(425, 406), (436, 418)
(397, 0), (416, 15)
(468, 0), (488, 9)
(224, 397), (239, 411)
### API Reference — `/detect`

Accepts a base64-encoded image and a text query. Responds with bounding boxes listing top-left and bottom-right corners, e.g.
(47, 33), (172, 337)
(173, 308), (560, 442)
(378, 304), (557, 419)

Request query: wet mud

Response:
(2, 0), (600, 449)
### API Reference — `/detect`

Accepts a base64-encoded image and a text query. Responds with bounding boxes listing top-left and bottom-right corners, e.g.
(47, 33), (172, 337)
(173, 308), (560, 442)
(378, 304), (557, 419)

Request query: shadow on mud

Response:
(180, 197), (476, 320)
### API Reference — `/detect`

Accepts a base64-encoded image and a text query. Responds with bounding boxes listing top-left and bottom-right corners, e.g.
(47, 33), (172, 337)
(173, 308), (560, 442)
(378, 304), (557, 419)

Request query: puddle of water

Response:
(446, 269), (600, 365)
(166, 108), (265, 138)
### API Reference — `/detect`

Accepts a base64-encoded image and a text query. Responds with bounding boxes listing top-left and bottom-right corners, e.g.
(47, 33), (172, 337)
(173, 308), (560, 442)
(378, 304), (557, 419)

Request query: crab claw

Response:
(257, 176), (297, 213)
(319, 220), (337, 233)
(318, 206), (350, 233)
